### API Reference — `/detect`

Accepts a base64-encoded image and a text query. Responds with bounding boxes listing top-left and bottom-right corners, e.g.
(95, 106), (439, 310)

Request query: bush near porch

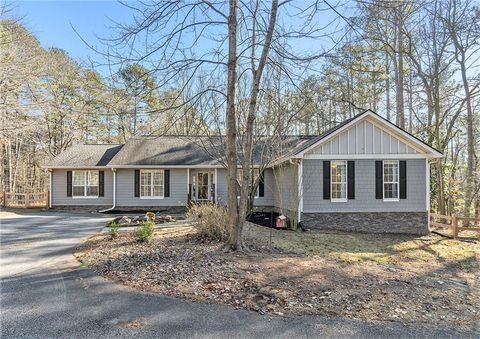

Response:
(75, 222), (479, 328)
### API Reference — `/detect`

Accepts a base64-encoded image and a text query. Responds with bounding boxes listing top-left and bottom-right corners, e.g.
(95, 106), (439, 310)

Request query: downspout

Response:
(99, 168), (116, 213)
(48, 169), (52, 209)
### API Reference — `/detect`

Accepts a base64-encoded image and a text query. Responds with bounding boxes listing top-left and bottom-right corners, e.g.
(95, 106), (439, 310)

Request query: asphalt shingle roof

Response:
(45, 144), (123, 168)
(47, 109), (440, 168)
(107, 135), (315, 166)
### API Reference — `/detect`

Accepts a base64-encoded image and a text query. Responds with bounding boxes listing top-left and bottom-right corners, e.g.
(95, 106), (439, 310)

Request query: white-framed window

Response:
(383, 160), (399, 201)
(237, 168), (260, 198)
(72, 170), (99, 198)
(140, 169), (164, 198)
(331, 160), (347, 202)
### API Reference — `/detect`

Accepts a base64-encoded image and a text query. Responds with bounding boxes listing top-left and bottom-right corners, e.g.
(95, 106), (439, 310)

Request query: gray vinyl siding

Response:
(302, 159), (427, 213)
(309, 119), (419, 155)
(115, 168), (187, 207)
(216, 168), (275, 207)
(51, 169), (113, 206)
(216, 168), (228, 205)
(273, 163), (298, 212)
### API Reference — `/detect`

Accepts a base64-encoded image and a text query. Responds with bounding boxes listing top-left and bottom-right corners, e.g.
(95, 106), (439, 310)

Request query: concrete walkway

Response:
(0, 210), (476, 338)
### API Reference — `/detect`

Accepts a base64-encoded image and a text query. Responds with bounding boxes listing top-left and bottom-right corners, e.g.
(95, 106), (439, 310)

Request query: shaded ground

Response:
(5, 210), (475, 338)
(76, 223), (480, 330)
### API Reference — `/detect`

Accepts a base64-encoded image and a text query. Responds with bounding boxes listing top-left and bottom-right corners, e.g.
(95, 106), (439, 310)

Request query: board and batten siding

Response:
(302, 159), (427, 213)
(216, 168), (275, 207)
(51, 169), (113, 206)
(273, 163), (298, 212)
(310, 118), (419, 155)
(115, 168), (187, 207)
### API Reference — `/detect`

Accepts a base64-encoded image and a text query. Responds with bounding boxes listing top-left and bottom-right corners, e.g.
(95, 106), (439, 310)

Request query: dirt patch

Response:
(75, 224), (479, 328)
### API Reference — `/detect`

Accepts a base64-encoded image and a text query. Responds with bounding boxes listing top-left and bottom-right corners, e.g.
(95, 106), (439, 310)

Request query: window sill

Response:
(383, 198), (400, 202)
(72, 196), (99, 199)
(140, 196), (165, 199)
(331, 198), (347, 203)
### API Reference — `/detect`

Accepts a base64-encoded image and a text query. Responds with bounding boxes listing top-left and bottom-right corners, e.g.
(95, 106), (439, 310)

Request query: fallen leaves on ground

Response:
(75, 224), (479, 328)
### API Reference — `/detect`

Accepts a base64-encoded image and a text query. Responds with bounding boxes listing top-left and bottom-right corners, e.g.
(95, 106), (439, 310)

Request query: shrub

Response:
(134, 221), (155, 242)
(109, 220), (120, 238)
(186, 203), (228, 241)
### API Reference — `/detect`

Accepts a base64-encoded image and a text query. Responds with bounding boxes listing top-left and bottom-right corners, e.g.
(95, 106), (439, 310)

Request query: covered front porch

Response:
(187, 168), (218, 204)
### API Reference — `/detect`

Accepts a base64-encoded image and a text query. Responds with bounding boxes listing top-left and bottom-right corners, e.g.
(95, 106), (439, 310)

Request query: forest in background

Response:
(0, 0), (479, 218)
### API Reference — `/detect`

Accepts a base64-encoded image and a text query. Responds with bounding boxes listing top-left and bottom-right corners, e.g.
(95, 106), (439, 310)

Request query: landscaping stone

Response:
(107, 213), (177, 227)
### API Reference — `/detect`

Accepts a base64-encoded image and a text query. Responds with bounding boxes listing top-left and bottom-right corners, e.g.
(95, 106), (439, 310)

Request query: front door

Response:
(191, 171), (215, 201)
(197, 172), (209, 200)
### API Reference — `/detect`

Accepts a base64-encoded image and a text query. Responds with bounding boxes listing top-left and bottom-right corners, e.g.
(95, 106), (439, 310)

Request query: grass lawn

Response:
(245, 225), (479, 269)
(75, 223), (479, 328)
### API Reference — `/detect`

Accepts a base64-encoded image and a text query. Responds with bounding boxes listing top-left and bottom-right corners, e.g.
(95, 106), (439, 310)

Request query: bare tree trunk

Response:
(385, 52), (391, 121)
(395, 9), (405, 128)
(226, 0), (240, 249)
(436, 160), (446, 215)
(408, 66), (413, 132)
(238, 0), (278, 251)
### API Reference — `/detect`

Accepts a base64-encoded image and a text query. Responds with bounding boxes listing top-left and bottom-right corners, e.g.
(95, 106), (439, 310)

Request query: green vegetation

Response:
(109, 221), (120, 238)
(133, 221), (155, 242)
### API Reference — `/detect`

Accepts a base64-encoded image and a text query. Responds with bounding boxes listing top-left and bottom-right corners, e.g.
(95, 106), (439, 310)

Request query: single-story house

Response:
(45, 110), (443, 234)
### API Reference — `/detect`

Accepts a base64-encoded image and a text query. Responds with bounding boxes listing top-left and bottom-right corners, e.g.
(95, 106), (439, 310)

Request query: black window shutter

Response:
(375, 161), (383, 199)
(399, 160), (407, 199)
(258, 171), (265, 197)
(323, 161), (331, 200)
(98, 171), (105, 197)
(67, 171), (72, 197)
(134, 170), (140, 197)
(164, 170), (170, 197)
(347, 161), (355, 199)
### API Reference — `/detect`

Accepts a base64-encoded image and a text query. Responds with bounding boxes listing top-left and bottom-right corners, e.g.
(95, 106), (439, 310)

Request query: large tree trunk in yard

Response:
(226, 0), (240, 250)
(237, 0), (278, 251)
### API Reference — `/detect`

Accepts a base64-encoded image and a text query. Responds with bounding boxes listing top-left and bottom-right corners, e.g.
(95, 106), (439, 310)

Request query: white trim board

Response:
(303, 153), (434, 160)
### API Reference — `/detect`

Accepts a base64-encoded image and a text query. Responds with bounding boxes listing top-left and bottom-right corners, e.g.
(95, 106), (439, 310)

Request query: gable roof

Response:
(44, 110), (442, 169)
(293, 110), (443, 159)
(45, 144), (123, 168)
(270, 111), (366, 165)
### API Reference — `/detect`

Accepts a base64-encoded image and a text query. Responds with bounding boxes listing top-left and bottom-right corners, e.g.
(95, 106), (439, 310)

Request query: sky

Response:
(11, 1), (133, 65)
(9, 0), (347, 68)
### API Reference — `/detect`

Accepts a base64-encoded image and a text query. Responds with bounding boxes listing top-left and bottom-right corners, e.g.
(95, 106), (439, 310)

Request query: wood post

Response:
(451, 213), (458, 239)
(25, 193), (30, 209)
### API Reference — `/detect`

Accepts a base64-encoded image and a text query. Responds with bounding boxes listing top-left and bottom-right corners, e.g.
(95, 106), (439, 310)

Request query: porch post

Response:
(214, 168), (218, 203)
(187, 168), (190, 204)
(297, 159), (303, 223)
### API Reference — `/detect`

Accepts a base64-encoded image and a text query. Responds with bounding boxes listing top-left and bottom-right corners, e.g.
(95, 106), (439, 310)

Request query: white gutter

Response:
(99, 169), (116, 213)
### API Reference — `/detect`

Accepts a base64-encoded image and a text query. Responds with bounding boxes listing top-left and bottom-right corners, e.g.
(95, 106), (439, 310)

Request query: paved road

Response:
(0, 210), (476, 338)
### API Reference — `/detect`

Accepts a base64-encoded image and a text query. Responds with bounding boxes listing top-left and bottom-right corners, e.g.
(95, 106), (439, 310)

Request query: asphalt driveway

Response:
(0, 210), (476, 338)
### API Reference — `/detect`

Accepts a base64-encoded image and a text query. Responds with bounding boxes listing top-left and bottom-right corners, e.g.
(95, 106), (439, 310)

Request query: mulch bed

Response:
(75, 225), (479, 328)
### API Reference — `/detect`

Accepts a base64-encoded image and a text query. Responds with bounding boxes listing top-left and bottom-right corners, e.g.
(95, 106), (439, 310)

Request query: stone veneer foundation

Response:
(301, 212), (429, 235)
